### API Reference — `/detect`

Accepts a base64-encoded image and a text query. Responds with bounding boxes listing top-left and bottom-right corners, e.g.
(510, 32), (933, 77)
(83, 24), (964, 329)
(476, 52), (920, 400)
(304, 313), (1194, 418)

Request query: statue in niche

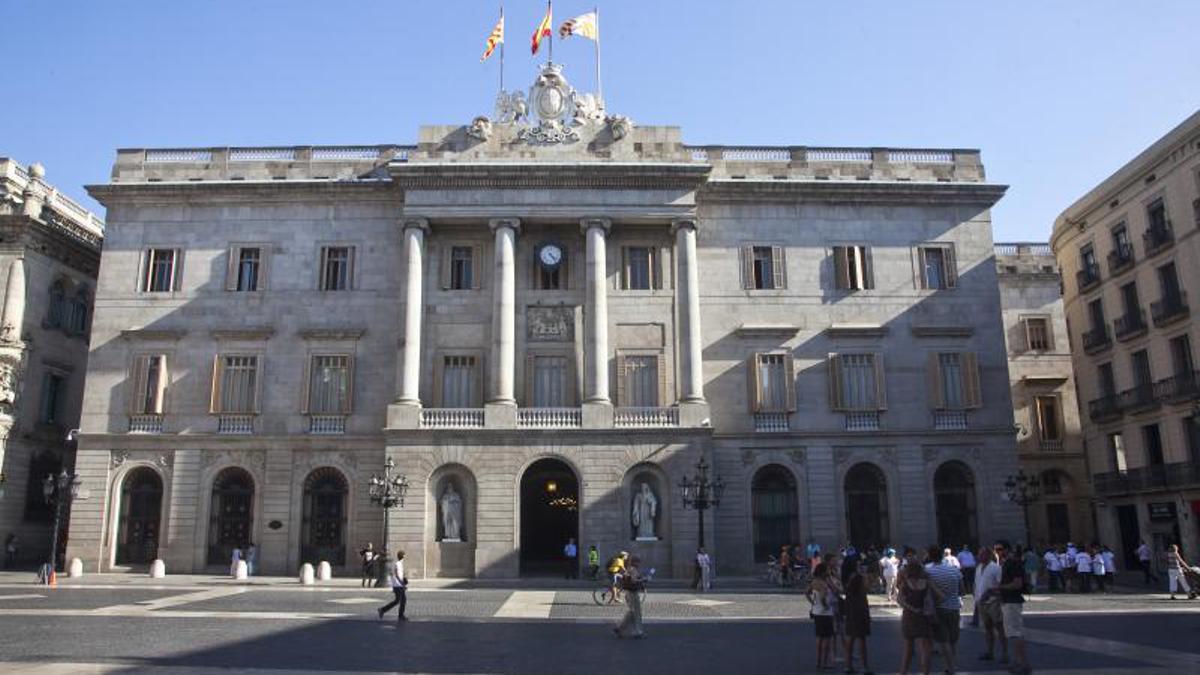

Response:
(631, 482), (659, 541)
(440, 482), (464, 542)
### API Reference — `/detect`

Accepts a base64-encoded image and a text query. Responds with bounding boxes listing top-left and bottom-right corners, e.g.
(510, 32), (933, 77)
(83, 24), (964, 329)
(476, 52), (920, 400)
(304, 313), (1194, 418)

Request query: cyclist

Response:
(607, 551), (629, 602)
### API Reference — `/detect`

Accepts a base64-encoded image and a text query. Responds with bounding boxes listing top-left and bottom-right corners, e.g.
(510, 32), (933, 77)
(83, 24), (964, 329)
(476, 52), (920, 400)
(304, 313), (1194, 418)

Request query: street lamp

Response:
(677, 457), (725, 549)
(367, 457), (409, 587)
(1004, 469), (1042, 548)
(42, 469), (82, 586)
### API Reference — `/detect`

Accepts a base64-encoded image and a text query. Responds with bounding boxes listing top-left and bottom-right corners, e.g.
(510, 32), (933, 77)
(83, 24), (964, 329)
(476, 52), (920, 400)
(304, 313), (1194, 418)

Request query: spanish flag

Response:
(481, 13), (504, 62)
(531, 3), (552, 55)
(559, 12), (597, 41)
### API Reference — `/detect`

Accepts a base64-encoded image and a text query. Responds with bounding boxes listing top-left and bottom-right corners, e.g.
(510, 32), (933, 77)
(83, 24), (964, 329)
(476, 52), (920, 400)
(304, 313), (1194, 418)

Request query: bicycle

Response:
(592, 570), (652, 605)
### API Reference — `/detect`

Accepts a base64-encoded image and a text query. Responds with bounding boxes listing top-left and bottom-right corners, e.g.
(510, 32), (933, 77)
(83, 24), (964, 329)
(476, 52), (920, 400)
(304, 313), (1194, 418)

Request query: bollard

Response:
(150, 559), (166, 578)
(299, 562), (315, 585)
(234, 559), (248, 580)
(317, 561), (332, 581)
(68, 558), (84, 578)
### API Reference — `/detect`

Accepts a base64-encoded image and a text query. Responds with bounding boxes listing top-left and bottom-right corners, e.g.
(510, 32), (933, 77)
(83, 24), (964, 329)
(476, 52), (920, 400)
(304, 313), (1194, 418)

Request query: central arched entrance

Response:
(844, 463), (889, 549)
(751, 464), (799, 563)
(207, 467), (255, 565)
(116, 467), (163, 565)
(301, 467), (348, 566)
(519, 458), (579, 575)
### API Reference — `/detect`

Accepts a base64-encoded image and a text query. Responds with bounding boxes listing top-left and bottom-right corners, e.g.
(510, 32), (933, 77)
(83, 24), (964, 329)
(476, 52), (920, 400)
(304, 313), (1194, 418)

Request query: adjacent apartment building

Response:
(65, 63), (1022, 578)
(0, 159), (103, 566)
(995, 242), (1092, 547)
(1053, 109), (1200, 569)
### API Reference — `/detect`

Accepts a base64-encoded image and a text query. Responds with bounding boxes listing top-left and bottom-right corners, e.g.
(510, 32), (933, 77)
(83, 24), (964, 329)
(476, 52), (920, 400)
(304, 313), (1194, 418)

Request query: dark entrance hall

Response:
(519, 458), (579, 576)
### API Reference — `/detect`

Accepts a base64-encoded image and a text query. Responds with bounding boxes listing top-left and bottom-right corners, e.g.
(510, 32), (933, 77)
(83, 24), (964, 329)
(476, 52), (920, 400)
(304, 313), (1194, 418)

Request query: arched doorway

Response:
(207, 467), (255, 565)
(301, 467), (348, 566)
(934, 461), (978, 549)
(115, 467), (163, 565)
(844, 463), (889, 549)
(519, 458), (579, 575)
(752, 464), (799, 563)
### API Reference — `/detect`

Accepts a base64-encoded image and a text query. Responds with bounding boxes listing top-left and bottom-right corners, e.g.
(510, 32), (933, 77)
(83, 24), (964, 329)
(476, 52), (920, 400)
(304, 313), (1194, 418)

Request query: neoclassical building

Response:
(66, 65), (1022, 577)
(0, 159), (103, 566)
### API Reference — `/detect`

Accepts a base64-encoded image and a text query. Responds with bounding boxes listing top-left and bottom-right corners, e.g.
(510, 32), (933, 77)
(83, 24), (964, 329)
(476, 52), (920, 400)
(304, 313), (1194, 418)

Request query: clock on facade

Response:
(538, 243), (563, 268)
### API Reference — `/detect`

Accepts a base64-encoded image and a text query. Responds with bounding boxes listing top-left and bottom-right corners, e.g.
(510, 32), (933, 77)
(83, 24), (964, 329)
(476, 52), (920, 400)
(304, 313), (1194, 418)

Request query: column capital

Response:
(488, 217), (522, 234)
(669, 217), (699, 235)
(579, 217), (612, 235)
(400, 217), (430, 234)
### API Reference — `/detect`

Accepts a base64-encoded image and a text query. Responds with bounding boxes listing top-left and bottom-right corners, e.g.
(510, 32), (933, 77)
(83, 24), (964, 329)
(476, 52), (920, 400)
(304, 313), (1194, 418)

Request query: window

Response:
(440, 355), (479, 408)
(447, 246), (477, 290)
(1131, 349), (1152, 387)
(319, 246), (354, 291)
(1088, 298), (1106, 332)
(67, 289), (88, 334)
(527, 355), (570, 407)
(142, 249), (180, 292)
(39, 372), (65, 425)
(130, 354), (168, 415)
(1120, 282), (1141, 316)
(829, 353), (887, 411)
(46, 282), (65, 328)
(617, 353), (664, 407)
(306, 355), (352, 414)
(1035, 395), (1060, 442)
(622, 246), (661, 290)
(1080, 245), (1098, 274)
(1186, 415), (1200, 465)
(210, 355), (260, 414)
(929, 352), (982, 410)
(1112, 224), (1131, 252)
(1157, 262), (1182, 302)
(1170, 334), (1194, 377)
(227, 246), (264, 292)
(1023, 317), (1052, 351)
(1109, 432), (1127, 472)
(833, 245), (873, 290)
(1142, 424), (1164, 466)
(918, 245), (956, 289)
(743, 245), (786, 290)
(748, 353), (796, 412)
(1098, 362), (1117, 397)
(1147, 198), (1168, 232)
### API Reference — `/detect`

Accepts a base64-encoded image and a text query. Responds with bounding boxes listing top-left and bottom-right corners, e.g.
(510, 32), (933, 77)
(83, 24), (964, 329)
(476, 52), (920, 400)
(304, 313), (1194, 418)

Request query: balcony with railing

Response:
(309, 415), (346, 435)
(1113, 309), (1148, 341)
(754, 412), (790, 433)
(1118, 383), (1159, 414)
(1076, 265), (1102, 294)
(1039, 439), (1064, 451)
(128, 415), (164, 434)
(1087, 394), (1123, 422)
(1143, 222), (1174, 257)
(217, 414), (255, 435)
(614, 407), (680, 428)
(419, 408), (485, 429)
(1082, 325), (1112, 354)
(1107, 244), (1135, 276)
(933, 410), (969, 430)
(844, 411), (881, 431)
(1151, 291), (1189, 327)
(1094, 462), (1200, 496)
(517, 408), (583, 429)
(1156, 370), (1200, 404)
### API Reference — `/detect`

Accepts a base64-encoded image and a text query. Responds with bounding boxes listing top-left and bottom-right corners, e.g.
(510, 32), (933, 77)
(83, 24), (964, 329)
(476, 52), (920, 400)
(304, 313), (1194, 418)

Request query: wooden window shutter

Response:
(615, 352), (628, 405)
(472, 355), (484, 407)
(138, 249), (149, 292)
(225, 247), (239, 291)
(827, 353), (844, 411)
(747, 354), (763, 413)
(153, 355), (168, 415)
(432, 355), (445, 406)
(347, 246), (357, 290)
(620, 247), (629, 289)
(834, 247), (850, 290)
(439, 246), (452, 290)
(784, 354), (797, 412)
(129, 355), (149, 414)
(873, 354), (888, 410)
(343, 355), (355, 414)
(655, 352), (668, 406)
(470, 245), (481, 289)
(771, 246), (786, 289)
(863, 246), (875, 289)
(917, 247), (929, 289)
(172, 249), (184, 291)
(300, 355), (313, 414)
(209, 355), (222, 413)
(928, 352), (945, 410)
(944, 245), (958, 288)
(1044, 320), (1055, 352)
(1021, 319), (1033, 352)
(963, 352), (982, 408)
(741, 246), (754, 290)
(524, 354), (537, 407)
(251, 355), (263, 414)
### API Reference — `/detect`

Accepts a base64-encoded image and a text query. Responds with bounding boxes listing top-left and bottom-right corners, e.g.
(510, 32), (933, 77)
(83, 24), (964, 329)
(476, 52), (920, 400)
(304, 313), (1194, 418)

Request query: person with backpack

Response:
(896, 549), (939, 675)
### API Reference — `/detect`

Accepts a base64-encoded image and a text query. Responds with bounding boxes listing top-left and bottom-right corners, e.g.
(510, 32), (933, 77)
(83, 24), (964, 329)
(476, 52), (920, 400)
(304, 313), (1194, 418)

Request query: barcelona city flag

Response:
(531, 3), (552, 54)
(481, 14), (504, 62)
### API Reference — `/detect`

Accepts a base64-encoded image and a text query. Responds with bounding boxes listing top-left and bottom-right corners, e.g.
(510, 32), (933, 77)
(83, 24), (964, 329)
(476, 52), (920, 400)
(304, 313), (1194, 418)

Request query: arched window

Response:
(844, 463), (889, 549)
(301, 467), (348, 565)
(207, 467), (255, 565)
(116, 467), (163, 565)
(751, 464), (799, 563)
(46, 282), (66, 329)
(934, 461), (978, 549)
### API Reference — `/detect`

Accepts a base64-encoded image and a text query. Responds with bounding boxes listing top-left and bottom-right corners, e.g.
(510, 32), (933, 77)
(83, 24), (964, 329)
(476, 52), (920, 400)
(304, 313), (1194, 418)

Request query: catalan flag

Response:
(531, 3), (553, 55)
(559, 12), (597, 41)
(481, 13), (504, 62)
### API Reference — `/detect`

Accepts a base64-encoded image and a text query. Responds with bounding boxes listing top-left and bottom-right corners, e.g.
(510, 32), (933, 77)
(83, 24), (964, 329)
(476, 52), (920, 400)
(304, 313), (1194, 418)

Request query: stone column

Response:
(488, 218), (520, 406)
(0, 257), (27, 486)
(581, 218), (611, 404)
(396, 218), (429, 407)
(672, 218), (705, 404)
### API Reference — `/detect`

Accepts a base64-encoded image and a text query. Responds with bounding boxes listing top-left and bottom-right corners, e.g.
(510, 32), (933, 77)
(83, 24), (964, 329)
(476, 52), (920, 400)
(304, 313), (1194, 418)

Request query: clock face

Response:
(539, 244), (563, 267)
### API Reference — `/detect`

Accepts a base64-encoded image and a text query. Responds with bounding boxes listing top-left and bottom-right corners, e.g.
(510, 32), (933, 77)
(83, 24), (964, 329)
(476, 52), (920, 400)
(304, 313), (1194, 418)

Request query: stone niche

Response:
(426, 467), (477, 578)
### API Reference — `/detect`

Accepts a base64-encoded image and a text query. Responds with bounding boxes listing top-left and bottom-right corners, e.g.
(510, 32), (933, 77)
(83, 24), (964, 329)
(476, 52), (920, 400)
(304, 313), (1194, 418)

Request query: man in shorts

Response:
(996, 540), (1032, 675)
(925, 546), (964, 675)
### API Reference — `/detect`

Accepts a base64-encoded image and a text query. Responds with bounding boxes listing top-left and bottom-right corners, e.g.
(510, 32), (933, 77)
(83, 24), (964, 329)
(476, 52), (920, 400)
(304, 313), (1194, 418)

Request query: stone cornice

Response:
(825, 324), (888, 338)
(735, 324), (802, 339)
(86, 180), (400, 207)
(120, 328), (187, 341)
(298, 328), (366, 341)
(211, 327), (275, 341)
(388, 162), (712, 191)
(911, 325), (975, 338)
(700, 179), (1008, 206)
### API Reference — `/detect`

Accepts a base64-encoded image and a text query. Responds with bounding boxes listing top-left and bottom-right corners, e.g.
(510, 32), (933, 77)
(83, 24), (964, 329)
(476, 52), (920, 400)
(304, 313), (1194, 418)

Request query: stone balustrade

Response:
(128, 414), (164, 434)
(613, 407), (680, 428)
(517, 408), (583, 429)
(420, 408), (485, 429)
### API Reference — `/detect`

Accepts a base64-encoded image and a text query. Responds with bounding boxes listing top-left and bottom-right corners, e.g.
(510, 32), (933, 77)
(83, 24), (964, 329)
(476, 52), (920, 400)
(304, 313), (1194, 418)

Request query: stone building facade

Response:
(1053, 109), (1200, 570)
(66, 65), (1022, 578)
(0, 158), (103, 566)
(995, 242), (1093, 547)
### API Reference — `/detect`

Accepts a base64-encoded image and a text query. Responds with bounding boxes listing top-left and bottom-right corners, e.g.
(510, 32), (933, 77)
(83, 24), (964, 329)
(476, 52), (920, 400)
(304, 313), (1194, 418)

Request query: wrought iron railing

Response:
(1076, 265), (1101, 293)
(1143, 222), (1174, 257)
(1082, 325), (1112, 354)
(1107, 244), (1135, 275)
(1151, 291), (1189, 327)
(1113, 309), (1147, 340)
(1087, 394), (1122, 422)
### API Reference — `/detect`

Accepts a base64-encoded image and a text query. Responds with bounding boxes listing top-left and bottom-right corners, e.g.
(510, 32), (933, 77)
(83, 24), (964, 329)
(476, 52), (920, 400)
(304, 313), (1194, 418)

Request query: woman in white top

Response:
(1091, 545), (1107, 592)
(880, 548), (899, 604)
(696, 548), (713, 592)
(1043, 548), (1062, 592)
(229, 546), (243, 578)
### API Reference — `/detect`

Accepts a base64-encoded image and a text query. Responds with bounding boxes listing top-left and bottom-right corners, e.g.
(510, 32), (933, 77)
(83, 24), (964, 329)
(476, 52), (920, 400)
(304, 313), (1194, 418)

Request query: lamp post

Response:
(42, 469), (81, 586)
(677, 457), (725, 549)
(1004, 469), (1041, 549)
(367, 457), (409, 587)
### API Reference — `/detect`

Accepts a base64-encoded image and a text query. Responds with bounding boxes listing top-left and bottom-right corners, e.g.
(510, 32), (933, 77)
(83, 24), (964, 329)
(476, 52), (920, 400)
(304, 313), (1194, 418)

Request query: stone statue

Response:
(631, 482), (658, 540)
(494, 91), (528, 125)
(440, 483), (464, 542)
(569, 90), (604, 127)
(466, 116), (493, 142)
(607, 114), (633, 141)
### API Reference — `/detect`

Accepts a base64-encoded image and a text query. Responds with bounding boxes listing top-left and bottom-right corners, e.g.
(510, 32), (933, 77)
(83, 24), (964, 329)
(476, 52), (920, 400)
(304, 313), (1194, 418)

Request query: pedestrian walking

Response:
(229, 545), (243, 577)
(359, 542), (378, 587)
(843, 565), (874, 675)
(1022, 546), (1040, 593)
(696, 547), (713, 592)
(245, 543), (258, 577)
(376, 550), (408, 621)
(957, 545), (976, 594)
(881, 548), (899, 604)
(973, 547), (1007, 663)
(1137, 540), (1159, 585)
(563, 538), (578, 579)
(3, 534), (16, 569)
(896, 549), (938, 675)
(1043, 546), (1062, 592)
(807, 562), (836, 671)
(586, 545), (600, 580)
(996, 540), (1032, 675)
(1166, 544), (1196, 600)
(925, 545), (963, 675)
(613, 555), (646, 639)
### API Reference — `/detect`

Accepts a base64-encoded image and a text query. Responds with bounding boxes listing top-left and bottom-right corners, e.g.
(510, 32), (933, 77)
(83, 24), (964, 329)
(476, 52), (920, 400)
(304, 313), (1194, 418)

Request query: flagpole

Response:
(499, 5), (505, 92)
(594, 6), (602, 107)
(547, 0), (553, 64)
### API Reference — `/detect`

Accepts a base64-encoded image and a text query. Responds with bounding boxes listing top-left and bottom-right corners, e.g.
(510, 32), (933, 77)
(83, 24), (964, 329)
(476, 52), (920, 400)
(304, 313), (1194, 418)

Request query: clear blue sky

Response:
(3, 1), (1197, 242)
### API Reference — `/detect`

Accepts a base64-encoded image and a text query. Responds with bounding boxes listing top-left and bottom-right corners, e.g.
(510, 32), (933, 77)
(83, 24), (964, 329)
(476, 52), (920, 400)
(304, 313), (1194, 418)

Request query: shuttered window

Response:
(441, 356), (478, 408)
(1024, 317), (1052, 351)
(828, 353), (886, 411)
(622, 247), (661, 290)
(929, 352), (982, 410)
(448, 246), (476, 290)
(226, 246), (263, 292)
(211, 355), (260, 414)
(1035, 396), (1060, 442)
(833, 245), (873, 290)
(528, 355), (569, 407)
(306, 355), (352, 414)
(142, 249), (181, 292)
(130, 354), (168, 414)
(917, 245), (957, 290)
(320, 246), (354, 291)
(742, 246), (786, 290)
(617, 352), (665, 407)
(748, 353), (795, 412)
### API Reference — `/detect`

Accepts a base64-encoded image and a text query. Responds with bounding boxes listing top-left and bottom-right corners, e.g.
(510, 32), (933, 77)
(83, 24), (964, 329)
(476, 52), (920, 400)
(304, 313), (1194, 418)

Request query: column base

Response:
(582, 400), (613, 429)
(484, 401), (517, 429)
(678, 400), (711, 428)
(386, 402), (422, 430)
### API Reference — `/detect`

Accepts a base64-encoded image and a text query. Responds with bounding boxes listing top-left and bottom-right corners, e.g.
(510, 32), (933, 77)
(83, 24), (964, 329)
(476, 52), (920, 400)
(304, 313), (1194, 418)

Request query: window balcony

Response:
(933, 410), (968, 430)
(420, 408), (484, 429)
(517, 407), (582, 429)
(1087, 394), (1123, 422)
(1082, 326), (1112, 354)
(1107, 245), (1136, 276)
(1113, 309), (1148, 341)
(754, 412), (790, 433)
(128, 414), (164, 434)
(1151, 291), (1189, 327)
(1093, 462), (1200, 496)
(844, 411), (881, 431)
(1155, 370), (1200, 404)
(1143, 223), (1174, 258)
(217, 414), (255, 435)
(1039, 439), (1064, 451)
(614, 407), (680, 428)
(1076, 265), (1102, 294)
(1118, 384), (1159, 415)
(309, 414), (346, 435)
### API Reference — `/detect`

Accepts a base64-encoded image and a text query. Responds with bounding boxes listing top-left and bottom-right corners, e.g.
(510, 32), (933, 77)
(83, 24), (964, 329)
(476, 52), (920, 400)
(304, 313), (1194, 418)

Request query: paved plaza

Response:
(0, 573), (1197, 674)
